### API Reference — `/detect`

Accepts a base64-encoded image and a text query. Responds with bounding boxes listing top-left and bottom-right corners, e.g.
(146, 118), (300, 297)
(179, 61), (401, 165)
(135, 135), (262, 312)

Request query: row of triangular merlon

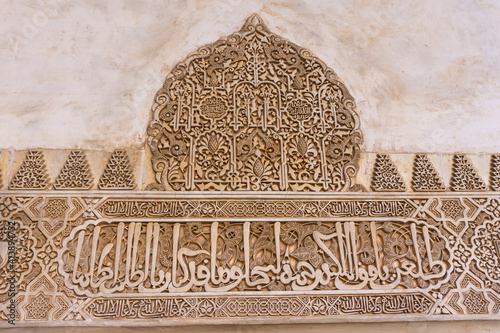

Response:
(372, 154), (497, 191)
(1, 151), (500, 191)
(4, 150), (134, 190)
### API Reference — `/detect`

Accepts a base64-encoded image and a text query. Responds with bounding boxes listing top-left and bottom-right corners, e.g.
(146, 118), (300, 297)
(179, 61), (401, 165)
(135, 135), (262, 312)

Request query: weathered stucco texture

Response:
(0, 0), (499, 153)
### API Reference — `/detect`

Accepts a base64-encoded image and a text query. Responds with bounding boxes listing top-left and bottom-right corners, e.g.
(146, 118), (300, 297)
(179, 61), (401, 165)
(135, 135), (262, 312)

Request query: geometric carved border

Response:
(2, 191), (500, 326)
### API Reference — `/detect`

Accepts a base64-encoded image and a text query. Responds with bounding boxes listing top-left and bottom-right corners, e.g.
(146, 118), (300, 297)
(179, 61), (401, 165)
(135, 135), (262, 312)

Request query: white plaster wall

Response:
(0, 0), (499, 153)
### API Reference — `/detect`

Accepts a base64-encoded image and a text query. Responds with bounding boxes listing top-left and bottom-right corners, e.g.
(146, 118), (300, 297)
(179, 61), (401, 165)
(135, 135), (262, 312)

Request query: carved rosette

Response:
(147, 15), (362, 191)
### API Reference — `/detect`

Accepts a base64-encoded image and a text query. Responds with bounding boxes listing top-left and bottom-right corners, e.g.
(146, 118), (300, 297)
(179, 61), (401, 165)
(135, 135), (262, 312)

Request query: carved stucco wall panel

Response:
(147, 15), (362, 192)
(0, 14), (499, 328)
(1, 192), (500, 325)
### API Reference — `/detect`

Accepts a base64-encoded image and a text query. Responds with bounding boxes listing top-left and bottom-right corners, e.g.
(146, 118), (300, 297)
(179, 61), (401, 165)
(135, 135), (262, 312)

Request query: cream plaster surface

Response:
(2, 321), (500, 333)
(1, 0), (499, 153)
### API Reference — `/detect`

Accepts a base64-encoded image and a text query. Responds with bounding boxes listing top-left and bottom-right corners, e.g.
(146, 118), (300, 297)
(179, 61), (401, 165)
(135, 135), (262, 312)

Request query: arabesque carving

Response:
(1, 192), (500, 324)
(2, 14), (500, 328)
(59, 219), (451, 295)
(98, 150), (135, 190)
(371, 154), (406, 191)
(147, 14), (362, 191)
(451, 155), (486, 191)
(9, 151), (49, 190)
(54, 151), (93, 190)
(490, 155), (500, 191)
(85, 293), (434, 319)
(412, 154), (446, 191)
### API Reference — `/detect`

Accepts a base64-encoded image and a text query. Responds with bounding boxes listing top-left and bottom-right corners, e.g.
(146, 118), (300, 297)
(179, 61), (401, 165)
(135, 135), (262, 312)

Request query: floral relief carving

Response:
(0, 220), (36, 295)
(0, 197), (19, 219)
(472, 219), (500, 283)
(147, 15), (362, 191)
(9, 151), (49, 190)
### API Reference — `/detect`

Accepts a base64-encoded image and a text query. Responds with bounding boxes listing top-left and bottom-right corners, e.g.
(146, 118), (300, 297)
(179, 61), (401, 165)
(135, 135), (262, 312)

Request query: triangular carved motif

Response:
(490, 155), (500, 191)
(411, 154), (446, 191)
(54, 150), (93, 190)
(98, 150), (135, 190)
(371, 154), (406, 191)
(450, 154), (486, 191)
(9, 151), (49, 190)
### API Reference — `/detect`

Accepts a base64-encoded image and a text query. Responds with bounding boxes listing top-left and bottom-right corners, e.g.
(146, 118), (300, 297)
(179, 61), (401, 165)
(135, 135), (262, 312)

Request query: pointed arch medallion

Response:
(147, 15), (362, 191)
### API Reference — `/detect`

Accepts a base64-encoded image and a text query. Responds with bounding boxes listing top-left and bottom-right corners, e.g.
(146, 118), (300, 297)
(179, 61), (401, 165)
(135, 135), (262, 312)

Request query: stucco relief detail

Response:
(9, 151), (49, 190)
(98, 150), (135, 190)
(451, 155), (487, 192)
(371, 154), (406, 192)
(85, 294), (434, 319)
(1, 14), (500, 328)
(58, 219), (451, 295)
(0, 193), (500, 324)
(490, 155), (500, 191)
(147, 15), (362, 192)
(411, 154), (446, 191)
(54, 151), (93, 190)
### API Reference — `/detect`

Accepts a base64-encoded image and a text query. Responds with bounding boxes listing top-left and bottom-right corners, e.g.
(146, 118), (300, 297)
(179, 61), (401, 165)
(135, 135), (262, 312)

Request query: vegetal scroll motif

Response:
(147, 14), (362, 191)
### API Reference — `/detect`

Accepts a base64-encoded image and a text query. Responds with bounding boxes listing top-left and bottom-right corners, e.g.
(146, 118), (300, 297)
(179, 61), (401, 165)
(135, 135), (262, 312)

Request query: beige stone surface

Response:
(2, 321), (500, 332)
(1, 1), (499, 153)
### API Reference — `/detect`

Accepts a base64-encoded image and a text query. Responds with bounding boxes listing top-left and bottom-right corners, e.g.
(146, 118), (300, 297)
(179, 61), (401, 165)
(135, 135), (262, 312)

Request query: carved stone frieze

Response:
(96, 199), (417, 218)
(1, 192), (500, 325)
(85, 293), (434, 319)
